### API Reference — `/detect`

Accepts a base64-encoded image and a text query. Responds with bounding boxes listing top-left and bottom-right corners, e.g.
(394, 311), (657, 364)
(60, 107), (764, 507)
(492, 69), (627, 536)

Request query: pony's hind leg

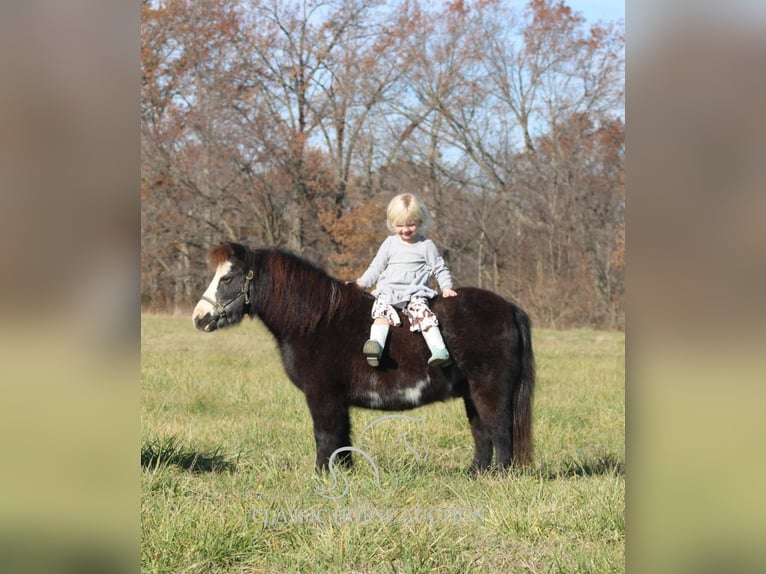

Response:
(488, 419), (513, 470)
(466, 388), (515, 471)
(463, 396), (493, 472)
(478, 399), (514, 470)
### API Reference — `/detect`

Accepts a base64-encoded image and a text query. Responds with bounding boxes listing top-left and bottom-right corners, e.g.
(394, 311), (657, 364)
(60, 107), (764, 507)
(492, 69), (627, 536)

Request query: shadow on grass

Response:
(432, 452), (625, 480)
(540, 452), (624, 480)
(141, 435), (237, 473)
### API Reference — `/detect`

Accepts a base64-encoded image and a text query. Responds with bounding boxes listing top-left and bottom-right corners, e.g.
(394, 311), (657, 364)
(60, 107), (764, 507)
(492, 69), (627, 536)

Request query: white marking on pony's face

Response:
(192, 260), (232, 324)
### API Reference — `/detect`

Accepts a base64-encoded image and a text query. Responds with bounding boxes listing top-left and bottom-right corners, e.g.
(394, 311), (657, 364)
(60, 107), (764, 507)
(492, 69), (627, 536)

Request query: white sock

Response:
(370, 323), (389, 347)
(422, 326), (447, 352)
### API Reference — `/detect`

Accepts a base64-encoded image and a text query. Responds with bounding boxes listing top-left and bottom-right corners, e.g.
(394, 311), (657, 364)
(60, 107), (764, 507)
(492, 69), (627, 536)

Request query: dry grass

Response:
(141, 315), (624, 573)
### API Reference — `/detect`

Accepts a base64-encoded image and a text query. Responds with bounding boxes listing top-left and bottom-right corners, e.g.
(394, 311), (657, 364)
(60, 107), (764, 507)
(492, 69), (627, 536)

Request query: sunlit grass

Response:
(142, 315), (624, 573)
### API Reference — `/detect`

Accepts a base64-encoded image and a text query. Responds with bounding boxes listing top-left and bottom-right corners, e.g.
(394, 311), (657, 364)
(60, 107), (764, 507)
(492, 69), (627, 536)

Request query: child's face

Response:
(393, 220), (419, 243)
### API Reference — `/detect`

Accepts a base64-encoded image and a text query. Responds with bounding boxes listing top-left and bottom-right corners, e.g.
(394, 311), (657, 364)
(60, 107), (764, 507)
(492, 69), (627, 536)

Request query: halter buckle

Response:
(243, 269), (254, 305)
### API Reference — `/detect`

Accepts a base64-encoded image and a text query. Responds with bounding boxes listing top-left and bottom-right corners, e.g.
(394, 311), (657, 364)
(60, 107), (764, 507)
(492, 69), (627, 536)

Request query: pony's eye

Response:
(220, 276), (232, 284)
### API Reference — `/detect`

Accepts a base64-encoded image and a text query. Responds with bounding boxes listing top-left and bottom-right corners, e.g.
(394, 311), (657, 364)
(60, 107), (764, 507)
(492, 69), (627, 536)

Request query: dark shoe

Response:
(363, 340), (383, 367)
(428, 348), (452, 367)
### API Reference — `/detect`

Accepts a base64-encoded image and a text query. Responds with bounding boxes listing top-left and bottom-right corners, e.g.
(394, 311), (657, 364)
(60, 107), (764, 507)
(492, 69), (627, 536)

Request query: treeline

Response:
(141, 0), (624, 329)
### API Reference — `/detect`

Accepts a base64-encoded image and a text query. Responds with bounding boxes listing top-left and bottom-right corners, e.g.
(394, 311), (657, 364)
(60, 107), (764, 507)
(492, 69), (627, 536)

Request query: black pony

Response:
(192, 242), (535, 472)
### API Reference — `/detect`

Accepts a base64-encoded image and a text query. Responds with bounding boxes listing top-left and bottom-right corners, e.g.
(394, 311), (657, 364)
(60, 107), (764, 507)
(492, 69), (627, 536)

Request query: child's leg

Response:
(364, 299), (401, 367)
(363, 318), (389, 367)
(422, 326), (451, 367)
(404, 297), (451, 367)
(369, 318), (390, 347)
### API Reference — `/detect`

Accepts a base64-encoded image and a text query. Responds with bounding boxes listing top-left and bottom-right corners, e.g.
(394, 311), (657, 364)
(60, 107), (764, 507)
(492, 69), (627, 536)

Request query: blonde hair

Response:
(386, 193), (433, 233)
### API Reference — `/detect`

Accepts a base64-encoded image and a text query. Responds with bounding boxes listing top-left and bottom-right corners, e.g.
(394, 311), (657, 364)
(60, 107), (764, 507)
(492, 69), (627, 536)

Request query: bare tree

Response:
(141, 0), (625, 327)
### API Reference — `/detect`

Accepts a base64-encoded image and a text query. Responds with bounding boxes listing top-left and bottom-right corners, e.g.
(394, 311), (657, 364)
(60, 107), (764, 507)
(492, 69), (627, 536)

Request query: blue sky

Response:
(567, 0), (625, 25)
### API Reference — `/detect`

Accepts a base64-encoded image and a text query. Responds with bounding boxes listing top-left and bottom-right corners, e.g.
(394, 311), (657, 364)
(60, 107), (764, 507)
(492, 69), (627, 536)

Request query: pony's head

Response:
(192, 242), (253, 332)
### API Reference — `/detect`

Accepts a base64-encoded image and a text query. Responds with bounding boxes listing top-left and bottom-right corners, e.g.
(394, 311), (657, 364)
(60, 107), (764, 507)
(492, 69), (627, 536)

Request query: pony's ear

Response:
(225, 241), (248, 263)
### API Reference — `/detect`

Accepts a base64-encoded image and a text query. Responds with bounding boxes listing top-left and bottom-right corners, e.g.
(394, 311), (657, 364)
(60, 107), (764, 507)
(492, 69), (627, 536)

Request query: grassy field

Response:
(141, 315), (624, 573)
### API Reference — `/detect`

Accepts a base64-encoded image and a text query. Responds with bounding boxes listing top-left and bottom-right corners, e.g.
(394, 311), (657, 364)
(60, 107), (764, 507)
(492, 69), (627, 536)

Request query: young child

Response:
(355, 193), (458, 367)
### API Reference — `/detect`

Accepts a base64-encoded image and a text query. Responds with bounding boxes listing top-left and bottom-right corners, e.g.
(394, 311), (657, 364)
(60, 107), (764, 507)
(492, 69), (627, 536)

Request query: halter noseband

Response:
(201, 269), (254, 324)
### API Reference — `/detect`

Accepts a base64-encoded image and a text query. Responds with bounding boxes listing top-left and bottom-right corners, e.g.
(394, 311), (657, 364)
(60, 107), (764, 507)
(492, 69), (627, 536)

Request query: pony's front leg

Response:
(306, 394), (352, 472)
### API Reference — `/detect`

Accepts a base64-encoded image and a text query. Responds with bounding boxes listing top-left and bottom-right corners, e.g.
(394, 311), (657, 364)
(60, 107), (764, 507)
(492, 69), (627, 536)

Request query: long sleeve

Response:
(357, 237), (393, 289)
(357, 235), (453, 305)
(424, 241), (454, 292)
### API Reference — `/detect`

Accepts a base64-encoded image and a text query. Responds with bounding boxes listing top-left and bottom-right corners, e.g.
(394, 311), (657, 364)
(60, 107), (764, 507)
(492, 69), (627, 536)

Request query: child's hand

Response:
(442, 288), (458, 297)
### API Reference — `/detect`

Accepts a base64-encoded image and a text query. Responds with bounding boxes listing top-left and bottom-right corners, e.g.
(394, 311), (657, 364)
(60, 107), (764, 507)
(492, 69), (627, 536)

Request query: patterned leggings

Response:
(371, 296), (439, 332)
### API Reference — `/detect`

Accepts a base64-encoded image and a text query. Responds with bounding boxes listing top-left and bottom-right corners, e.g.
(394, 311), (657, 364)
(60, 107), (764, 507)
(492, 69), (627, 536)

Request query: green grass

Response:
(142, 315), (624, 573)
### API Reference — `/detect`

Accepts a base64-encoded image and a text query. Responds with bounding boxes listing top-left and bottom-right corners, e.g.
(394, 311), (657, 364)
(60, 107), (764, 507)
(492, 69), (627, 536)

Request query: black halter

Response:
(201, 269), (254, 325)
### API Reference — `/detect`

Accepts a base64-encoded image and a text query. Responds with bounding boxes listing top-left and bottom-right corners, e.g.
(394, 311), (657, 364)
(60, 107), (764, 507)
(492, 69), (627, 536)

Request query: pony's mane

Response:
(207, 243), (234, 268)
(255, 248), (368, 335)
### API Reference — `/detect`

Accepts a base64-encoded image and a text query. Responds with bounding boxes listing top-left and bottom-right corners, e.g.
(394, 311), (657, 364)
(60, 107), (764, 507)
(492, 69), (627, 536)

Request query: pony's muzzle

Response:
(193, 312), (217, 332)
(192, 304), (220, 332)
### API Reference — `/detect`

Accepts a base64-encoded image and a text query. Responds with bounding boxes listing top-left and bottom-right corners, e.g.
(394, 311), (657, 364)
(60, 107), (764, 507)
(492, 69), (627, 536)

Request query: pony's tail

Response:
(512, 305), (535, 466)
